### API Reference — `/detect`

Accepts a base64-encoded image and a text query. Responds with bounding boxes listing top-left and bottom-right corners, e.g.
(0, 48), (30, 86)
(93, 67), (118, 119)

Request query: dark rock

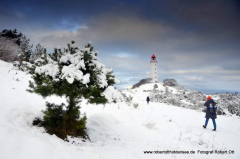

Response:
(132, 78), (151, 89)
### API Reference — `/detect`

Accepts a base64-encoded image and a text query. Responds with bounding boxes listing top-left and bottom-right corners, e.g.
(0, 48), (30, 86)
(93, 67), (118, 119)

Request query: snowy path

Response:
(81, 102), (240, 159)
(0, 60), (240, 159)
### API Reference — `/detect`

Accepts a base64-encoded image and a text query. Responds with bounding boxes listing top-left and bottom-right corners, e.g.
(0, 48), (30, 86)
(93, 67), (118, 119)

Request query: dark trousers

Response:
(205, 118), (216, 129)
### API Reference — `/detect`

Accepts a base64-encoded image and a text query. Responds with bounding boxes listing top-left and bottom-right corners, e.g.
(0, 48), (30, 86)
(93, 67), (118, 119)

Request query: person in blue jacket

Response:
(146, 96), (150, 104)
(203, 96), (217, 131)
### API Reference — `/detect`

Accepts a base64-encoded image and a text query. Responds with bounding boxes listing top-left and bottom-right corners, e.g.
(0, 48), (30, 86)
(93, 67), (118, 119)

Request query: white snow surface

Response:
(0, 60), (240, 159)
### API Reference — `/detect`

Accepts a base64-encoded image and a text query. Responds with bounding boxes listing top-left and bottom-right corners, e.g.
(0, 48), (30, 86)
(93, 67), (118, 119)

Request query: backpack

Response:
(209, 102), (217, 114)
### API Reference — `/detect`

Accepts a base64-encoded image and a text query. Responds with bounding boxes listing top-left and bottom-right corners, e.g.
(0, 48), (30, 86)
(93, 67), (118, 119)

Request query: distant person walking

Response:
(146, 96), (150, 104)
(203, 96), (217, 131)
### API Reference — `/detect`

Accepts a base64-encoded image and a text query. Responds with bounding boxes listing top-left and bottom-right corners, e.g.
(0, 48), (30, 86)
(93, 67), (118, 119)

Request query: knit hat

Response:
(206, 96), (211, 101)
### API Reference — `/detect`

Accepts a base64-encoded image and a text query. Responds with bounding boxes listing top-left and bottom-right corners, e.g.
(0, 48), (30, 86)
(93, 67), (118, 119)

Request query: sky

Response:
(0, 0), (240, 94)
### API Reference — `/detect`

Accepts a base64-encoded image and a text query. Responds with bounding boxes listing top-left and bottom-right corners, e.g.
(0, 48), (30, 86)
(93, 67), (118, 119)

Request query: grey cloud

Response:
(0, 0), (239, 93)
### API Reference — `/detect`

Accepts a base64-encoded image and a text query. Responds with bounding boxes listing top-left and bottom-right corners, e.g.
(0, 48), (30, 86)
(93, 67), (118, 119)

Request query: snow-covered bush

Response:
(228, 105), (240, 116)
(149, 84), (206, 111)
(150, 88), (164, 102)
(153, 84), (158, 89)
(179, 102), (189, 108)
(165, 86), (170, 96)
(133, 103), (139, 109)
(102, 86), (123, 103)
(214, 93), (240, 116)
(163, 79), (177, 87)
(28, 41), (120, 140)
(121, 93), (133, 106)
(217, 107), (225, 115)
(174, 85), (185, 91)
(165, 97), (181, 106)
(30, 43), (46, 62)
(18, 36), (33, 65)
(188, 91), (206, 105)
(13, 61), (33, 72)
(0, 37), (19, 62)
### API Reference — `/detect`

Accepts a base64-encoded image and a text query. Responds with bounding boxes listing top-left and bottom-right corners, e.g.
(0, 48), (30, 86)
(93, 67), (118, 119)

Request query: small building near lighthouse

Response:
(150, 54), (158, 83)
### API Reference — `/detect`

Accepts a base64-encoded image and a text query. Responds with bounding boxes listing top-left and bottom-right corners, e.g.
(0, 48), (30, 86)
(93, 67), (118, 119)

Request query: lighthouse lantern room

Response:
(150, 54), (158, 83)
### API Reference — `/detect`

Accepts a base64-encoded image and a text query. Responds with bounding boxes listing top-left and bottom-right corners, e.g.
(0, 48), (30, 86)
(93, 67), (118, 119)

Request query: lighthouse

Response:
(150, 54), (158, 83)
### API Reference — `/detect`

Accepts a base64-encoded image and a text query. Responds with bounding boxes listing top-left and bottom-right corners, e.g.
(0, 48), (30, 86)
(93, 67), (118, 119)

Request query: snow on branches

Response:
(28, 41), (121, 104)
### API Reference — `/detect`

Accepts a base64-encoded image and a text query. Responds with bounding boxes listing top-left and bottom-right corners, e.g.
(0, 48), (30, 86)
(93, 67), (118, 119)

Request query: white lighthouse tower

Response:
(150, 54), (158, 83)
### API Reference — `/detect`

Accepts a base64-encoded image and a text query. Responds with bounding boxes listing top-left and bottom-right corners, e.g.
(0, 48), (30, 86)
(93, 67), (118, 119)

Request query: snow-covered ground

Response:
(0, 60), (240, 159)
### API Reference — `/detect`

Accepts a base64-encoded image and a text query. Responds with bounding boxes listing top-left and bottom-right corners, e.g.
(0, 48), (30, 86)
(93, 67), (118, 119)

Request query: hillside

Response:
(0, 60), (240, 159)
(129, 80), (240, 117)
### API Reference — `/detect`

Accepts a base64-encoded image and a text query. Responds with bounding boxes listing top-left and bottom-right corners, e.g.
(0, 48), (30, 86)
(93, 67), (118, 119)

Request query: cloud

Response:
(0, 0), (239, 93)
(185, 76), (204, 82)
